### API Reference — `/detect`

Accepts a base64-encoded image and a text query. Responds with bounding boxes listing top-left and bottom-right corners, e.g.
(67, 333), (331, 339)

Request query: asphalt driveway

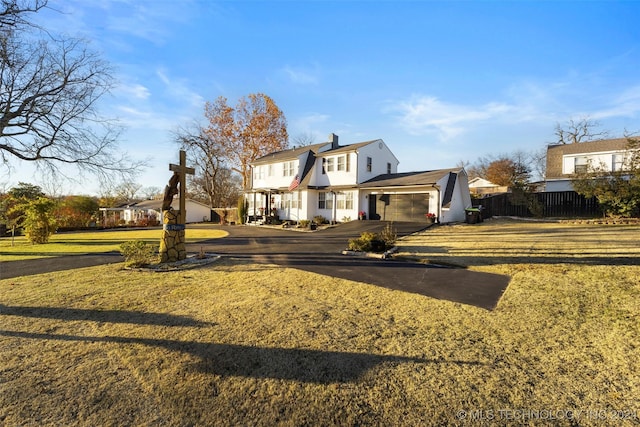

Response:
(189, 221), (510, 310)
(1, 222), (511, 310)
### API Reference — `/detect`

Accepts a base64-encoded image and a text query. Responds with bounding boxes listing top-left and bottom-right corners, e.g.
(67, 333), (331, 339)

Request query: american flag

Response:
(288, 174), (300, 191)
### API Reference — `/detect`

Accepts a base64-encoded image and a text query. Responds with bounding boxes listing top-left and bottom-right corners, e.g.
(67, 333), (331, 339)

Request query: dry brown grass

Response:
(1, 219), (639, 426)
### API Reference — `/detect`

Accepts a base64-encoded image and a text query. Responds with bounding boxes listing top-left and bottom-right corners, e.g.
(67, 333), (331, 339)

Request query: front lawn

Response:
(0, 226), (228, 261)
(0, 220), (638, 425)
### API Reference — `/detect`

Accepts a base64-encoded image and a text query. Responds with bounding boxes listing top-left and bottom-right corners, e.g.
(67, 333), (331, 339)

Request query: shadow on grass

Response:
(0, 304), (215, 327)
(227, 255), (510, 311)
(0, 329), (486, 384)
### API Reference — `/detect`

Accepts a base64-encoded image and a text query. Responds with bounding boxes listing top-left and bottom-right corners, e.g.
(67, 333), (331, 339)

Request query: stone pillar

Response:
(159, 209), (186, 262)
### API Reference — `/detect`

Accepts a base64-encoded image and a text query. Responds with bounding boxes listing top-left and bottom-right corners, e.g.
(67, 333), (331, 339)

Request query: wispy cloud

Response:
(101, 0), (197, 44)
(388, 96), (515, 140)
(115, 83), (151, 100)
(156, 68), (205, 110)
(590, 85), (640, 120)
(281, 65), (320, 85)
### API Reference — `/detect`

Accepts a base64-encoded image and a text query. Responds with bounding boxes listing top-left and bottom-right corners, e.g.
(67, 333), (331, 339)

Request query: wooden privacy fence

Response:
(473, 191), (602, 218)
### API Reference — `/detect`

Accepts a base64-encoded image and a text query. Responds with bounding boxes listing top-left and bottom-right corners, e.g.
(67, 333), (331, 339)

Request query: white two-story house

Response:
(247, 134), (471, 223)
(545, 138), (636, 191)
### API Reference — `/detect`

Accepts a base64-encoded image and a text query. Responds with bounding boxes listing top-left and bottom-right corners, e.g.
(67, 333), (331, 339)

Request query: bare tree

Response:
(554, 117), (608, 144)
(0, 0), (143, 182)
(140, 186), (162, 200)
(530, 147), (547, 182)
(174, 122), (228, 208)
(0, 0), (46, 27)
(291, 131), (315, 147)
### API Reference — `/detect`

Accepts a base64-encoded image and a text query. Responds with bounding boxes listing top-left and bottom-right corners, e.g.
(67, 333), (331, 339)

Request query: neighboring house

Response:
(545, 138), (632, 191)
(246, 133), (472, 223)
(468, 177), (508, 195)
(100, 199), (211, 226)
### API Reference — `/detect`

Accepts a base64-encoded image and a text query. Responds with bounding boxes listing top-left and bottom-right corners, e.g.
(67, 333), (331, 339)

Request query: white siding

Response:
(356, 141), (399, 183)
(562, 150), (628, 174)
(309, 152), (358, 187)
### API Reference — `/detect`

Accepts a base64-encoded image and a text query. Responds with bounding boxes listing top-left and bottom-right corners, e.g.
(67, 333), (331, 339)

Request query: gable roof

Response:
(316, 139), (381, 156)
(251, 138), (388, 165)
(547, 137), (628, 155)
(358, 168), (462, 188)
(252, 142), (329, 165)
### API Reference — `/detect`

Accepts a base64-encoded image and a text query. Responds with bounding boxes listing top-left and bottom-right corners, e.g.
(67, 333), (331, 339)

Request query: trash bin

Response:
(465, 208), (482, 224)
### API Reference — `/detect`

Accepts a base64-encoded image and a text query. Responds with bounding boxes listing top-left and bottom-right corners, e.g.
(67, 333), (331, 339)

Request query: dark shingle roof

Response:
(318, 140), (380, 155)
(252, 142), (328, 165)
(251, 139), (381, 165)
(359, 168), (462, 188)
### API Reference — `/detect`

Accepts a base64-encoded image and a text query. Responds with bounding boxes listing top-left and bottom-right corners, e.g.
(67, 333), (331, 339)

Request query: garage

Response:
(369, 193), (430, 222)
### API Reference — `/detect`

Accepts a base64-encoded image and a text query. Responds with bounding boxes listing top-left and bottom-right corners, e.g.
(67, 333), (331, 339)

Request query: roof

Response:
(317, 139), (380, 156)
(468, 177), (500, 187)
(252, 142), (328, 165)
(251, 139), (383, 165)
(547, 137), (629, 155)
(359, 168), (463, 188)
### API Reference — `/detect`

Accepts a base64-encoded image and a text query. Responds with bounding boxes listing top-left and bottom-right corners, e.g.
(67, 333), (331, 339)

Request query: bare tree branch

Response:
(554, 117), (608, 144)
(1, 1), (144, 184)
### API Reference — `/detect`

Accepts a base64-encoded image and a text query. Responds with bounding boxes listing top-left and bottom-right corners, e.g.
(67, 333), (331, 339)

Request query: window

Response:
(387, 162), (392, 174)
(253, 166), (264, 180)
(284, 192), (301, 209)
(336, 192), (353, 210)
(337, 155), (346, 171)
(322, 158), (326, 174)
(366, 157), (372, 172)
(613, 153), (626, 172)
(326, 157), (334, 172)
(318, 192), (333, 210)
(283, 161), (295, 177)
(574, 157), (588, 174)
(346, 192), (353, 209)
(268, 164), (274, 176)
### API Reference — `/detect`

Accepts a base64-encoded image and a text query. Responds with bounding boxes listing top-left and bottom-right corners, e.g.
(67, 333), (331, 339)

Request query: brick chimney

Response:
(329, 133), (339, 149)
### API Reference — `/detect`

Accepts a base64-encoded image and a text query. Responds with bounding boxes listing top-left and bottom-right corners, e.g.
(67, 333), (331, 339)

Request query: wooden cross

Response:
(169, 150), (195, 224)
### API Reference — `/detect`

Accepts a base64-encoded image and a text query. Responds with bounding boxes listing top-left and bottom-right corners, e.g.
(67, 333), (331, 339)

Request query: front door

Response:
(368, 195), (379, 220)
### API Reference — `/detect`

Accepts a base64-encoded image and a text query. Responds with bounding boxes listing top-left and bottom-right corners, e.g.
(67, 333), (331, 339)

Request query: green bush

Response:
(237, 196), (248, 224)
(119, 241), (158, 267)
(22, 197), (57, 244)
(348, 231), (378, 252)
(348, 226), (396, 253)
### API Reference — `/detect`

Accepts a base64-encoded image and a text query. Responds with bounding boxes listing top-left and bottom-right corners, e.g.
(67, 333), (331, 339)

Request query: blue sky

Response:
(5, 0), (640, 195)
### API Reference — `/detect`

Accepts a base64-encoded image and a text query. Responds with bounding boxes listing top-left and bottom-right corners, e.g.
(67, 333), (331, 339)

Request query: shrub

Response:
(237, 196), (248, 224)
(119, 240), (158, 267)
(22, 197), (57, 244)
(348, 227), (396, 253)
(313, 215), (326, 225)
(298, 219), (310, 228)
(348, 231), (378, 252)
(379, 222), (397, 248)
